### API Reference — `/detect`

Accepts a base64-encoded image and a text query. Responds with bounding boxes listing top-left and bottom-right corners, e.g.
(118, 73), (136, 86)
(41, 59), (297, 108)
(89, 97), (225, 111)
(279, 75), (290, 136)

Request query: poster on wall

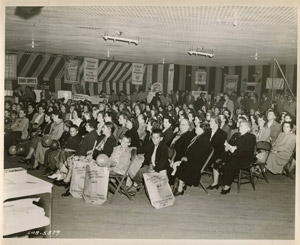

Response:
(195, 69), (206, 85)
(224, 75), (238, 92)
(5, 54), (17, 80)
(65, 59), (80, 84)
(266, 78), (284, 90)
(84, 57), (98, 82)
(132, 63), (144, 85)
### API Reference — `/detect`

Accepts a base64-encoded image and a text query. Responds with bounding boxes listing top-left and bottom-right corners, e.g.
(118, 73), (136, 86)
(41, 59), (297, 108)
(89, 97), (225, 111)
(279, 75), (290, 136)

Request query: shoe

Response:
(54, 180), (70, 187)
(173, 190), (184, 196)
(127, 185), (140, 196)
(207, 184), (220, 190)
(220, 188), (231, 195)
(18, 158), (30, 164)
(61, 190), (71, 197)
(47, 173), (61, 180)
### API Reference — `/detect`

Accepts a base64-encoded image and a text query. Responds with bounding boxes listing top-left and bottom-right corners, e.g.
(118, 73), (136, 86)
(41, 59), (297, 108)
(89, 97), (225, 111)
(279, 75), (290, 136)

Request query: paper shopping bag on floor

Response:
(143, 170), (175, 209)
(70, 158), (88, 198)
(83, 162), (109, 205)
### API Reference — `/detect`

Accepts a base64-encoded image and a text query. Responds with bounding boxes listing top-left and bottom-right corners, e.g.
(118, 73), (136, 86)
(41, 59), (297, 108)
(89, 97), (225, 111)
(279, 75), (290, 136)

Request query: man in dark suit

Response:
(260, 93), (272, 114)
(128, 129), (170, 195)
(162, 116), (174, 146)
(195, 92), (208, 110)
(171, 91), (181, 105)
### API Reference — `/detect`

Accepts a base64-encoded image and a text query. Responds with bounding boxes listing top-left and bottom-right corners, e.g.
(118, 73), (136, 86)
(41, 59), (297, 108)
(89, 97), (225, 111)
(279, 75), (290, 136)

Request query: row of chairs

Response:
(108, 140), (296, 202)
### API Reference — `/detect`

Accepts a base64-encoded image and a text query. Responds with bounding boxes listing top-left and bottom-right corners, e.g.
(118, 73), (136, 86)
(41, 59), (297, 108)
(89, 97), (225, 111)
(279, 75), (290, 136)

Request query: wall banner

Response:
(73, 93), (90, 101)
(5, 54), (17, 80)
(65, 59), (80, 84)
(132, 63), (144, 85)
(195, 68), (207, 85)
(84, 57), (99, 83)
(224, 75), (238, 92)
(266, 78), (284, 90)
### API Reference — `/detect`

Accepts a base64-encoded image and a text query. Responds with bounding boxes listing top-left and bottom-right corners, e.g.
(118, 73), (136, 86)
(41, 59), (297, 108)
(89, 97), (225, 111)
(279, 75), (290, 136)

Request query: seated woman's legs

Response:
(221, 161), (239, 193)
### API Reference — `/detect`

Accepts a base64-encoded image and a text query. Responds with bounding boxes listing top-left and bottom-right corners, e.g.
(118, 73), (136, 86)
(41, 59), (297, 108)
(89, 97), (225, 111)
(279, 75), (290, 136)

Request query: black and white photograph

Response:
(1, 0), (299, 244)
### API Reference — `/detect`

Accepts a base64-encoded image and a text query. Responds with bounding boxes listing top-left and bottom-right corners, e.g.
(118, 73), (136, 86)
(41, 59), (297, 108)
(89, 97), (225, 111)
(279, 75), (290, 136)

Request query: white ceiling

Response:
(5, 5), (298, 66)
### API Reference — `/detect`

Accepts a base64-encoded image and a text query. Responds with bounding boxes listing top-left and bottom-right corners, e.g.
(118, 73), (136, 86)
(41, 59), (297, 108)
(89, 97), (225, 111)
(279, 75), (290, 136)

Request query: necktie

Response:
(151, 145), (158, 167)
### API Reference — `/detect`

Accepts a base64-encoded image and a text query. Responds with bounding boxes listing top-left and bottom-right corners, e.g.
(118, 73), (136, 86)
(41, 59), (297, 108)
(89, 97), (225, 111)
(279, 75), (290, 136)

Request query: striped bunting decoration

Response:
(10, 51), (297, 97)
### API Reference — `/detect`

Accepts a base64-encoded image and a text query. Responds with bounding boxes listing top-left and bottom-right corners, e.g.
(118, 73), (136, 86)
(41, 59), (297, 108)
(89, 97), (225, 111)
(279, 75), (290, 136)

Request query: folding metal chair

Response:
(186, 146), (214, 195)
(109, 148), (137, 203)
(252, 141), (272, 183)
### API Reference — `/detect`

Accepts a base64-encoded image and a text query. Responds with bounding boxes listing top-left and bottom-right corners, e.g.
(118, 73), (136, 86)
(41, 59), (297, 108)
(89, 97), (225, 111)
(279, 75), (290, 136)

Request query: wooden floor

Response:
(3, 153), (296, 240)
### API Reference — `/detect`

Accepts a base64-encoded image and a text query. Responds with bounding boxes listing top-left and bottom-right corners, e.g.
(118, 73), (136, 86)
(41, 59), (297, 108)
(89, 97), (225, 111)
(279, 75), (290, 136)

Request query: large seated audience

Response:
(4, 88), (297, 196)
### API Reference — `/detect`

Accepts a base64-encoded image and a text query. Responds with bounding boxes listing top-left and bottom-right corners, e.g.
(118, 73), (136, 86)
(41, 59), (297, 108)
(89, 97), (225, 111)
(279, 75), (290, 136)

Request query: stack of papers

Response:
(3, 198), (50, 236)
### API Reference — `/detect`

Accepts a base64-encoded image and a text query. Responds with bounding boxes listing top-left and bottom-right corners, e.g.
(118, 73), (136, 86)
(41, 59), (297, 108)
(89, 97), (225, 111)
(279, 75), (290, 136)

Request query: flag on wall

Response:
(132, 63), (144, 85)
(84, 57), (98, 82)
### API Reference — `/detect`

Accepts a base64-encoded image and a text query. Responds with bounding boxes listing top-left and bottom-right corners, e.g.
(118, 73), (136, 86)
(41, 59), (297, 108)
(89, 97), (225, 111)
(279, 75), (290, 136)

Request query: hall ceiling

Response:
(5, 5), (298, 66)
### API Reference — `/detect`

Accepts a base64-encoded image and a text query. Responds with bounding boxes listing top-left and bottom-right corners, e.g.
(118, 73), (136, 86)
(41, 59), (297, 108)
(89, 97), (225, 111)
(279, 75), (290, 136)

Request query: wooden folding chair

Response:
(252, 141), (272, 183)
(109, 148), (137, 203)
(282, 149), (296, 180)
(186, 146), (214, 195)
(234, 145), (257, 193)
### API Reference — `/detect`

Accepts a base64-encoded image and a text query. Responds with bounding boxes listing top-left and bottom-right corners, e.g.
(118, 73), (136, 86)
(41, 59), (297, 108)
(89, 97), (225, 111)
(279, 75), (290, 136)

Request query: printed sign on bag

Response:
(83, 163), (109, 205)
(143, 170), (175, 209)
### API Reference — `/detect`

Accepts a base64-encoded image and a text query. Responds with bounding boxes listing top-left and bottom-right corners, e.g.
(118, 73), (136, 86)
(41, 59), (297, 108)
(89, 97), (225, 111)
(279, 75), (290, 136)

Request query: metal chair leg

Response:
(199, 181), (209, 195)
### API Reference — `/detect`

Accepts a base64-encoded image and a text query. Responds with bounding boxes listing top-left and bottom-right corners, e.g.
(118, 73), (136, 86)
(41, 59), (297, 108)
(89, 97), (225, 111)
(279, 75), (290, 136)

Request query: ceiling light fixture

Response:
(103, 31), (140, 45)
(187, 47), (215, 58)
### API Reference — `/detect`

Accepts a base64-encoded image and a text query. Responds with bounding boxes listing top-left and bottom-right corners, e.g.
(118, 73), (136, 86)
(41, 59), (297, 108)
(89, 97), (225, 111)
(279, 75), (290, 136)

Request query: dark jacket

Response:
(209, 128), (227, 164)
(162, 127), (174, 147)
(125, 128), (140, 148)
(76, 129), (98, 156)
(227, 132), (256, 168)
(172, 131), (194, 162)
(176, 133), (211, 185)
(137, 141), (169, 173)
(93, 134), (117, 159)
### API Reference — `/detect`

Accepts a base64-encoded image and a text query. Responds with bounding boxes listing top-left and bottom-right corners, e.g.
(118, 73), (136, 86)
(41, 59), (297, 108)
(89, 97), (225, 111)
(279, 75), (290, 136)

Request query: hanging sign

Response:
(224, 75), (238, 92)
(84, 58), (98, 83)
(5, 54), (17, 80)
(195, 69), (207, 85)
(132, 63), (144, 85)
(73, 93), (90, 101)
(17, 77), (38, 85)
(65, 59), (80, 84)
(266, 78), (284, 90)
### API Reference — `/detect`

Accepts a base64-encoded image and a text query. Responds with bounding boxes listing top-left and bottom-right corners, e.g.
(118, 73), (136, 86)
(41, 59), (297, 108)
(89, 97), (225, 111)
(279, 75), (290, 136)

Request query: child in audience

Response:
(109, 135), (133, 176)
(48, 125), (81, 180)
(127, 128), (169, 196)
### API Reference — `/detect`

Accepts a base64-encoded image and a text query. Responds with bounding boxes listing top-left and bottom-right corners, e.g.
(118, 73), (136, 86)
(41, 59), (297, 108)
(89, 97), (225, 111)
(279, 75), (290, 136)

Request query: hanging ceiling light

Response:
(103, 31), (140, 45)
